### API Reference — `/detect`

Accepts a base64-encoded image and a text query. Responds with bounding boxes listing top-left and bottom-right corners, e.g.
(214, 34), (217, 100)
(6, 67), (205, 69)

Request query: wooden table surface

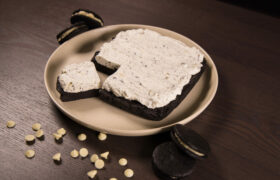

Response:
(0, 0), (279, 179)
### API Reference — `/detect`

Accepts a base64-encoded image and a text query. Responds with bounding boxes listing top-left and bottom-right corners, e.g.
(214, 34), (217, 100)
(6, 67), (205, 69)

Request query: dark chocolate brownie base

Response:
(91, 51), (117, 75)
(93, 51), (207, 120)
(56, 78), (99, 102)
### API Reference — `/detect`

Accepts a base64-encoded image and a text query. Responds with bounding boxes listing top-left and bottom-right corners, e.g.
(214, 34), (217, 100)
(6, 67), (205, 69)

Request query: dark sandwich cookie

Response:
(171, 124), (210, 159)
(71, 9), (104, 29)
(56, 22), (89, 44)
(152, 141), (196, 180)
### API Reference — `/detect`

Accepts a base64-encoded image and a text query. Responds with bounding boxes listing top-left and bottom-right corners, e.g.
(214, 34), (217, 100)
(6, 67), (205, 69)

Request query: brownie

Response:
(93, 51), (207, 120)
(91, 51), (117, 75)
(56, 78), (99, 102)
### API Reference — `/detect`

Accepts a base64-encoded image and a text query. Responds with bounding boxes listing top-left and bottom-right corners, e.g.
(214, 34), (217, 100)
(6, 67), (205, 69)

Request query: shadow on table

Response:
(219, 0), (280, 18)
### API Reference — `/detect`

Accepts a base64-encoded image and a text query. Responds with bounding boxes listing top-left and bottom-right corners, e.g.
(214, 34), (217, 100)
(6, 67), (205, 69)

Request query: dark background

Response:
(0, 0), (279, 179)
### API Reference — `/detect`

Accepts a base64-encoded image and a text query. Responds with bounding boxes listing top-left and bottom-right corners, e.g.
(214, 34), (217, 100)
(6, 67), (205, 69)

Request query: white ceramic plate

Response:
(44, 24), (218, 136)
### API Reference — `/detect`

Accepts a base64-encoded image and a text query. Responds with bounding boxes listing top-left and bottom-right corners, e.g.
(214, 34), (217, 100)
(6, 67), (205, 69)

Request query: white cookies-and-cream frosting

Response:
(96, 29), (204, 109)
(58, 61), (101, 93)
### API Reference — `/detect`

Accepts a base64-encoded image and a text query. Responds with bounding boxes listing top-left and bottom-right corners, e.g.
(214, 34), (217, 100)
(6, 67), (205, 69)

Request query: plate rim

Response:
(44, 24), (219, 136)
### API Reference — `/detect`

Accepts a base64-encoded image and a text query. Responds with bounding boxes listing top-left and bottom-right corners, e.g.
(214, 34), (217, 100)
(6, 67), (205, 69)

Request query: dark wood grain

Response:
(0, 0), (280, 179)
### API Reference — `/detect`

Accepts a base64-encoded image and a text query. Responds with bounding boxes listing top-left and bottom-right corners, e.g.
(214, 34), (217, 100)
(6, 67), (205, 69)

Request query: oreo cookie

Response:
(171, 124), (210, 159)
(56, 22), (89, 44)
(71, 9), (104, 29)
(152, 141), (196, 180)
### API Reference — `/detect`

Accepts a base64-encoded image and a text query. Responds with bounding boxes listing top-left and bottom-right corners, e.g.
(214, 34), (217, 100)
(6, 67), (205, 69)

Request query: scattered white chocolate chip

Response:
(98, 132), (107, 141)
(79, 148), (88, 158)
(6, 121), (16, 128)
(35, 129), (44, 139)
(119, 158), (128, 166)
(110, 178), (117, 180)
(57, 128), (66, 136)
(100, 151), (109, 160)
(25, 150), (35, 159)
(124, 169), (134, 178)
(32, 123), (41, 131)
(25, 135), (35, 142)
(53, 153), (61, 162)
(70, 149), (79, 158)
(95, 159), (105, 169)
(90, 154), (99, 163)
(87, 170), (97, 179)
(53, 133), (62, 140)
(77, 133), (87, 141)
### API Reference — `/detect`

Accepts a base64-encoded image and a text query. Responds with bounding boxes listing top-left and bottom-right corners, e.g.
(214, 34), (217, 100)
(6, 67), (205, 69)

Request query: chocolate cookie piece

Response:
(152, 141), (196, 180)
(71, 9), (104, 29)
(56, 22), (89, 44)
(171, 124), (210, 159)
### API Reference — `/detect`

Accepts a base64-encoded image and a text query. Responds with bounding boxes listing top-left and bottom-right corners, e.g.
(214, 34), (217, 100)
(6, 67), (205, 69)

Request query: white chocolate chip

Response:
(6, 121), (16, 128)
(87, 170), (97, 179)
(79, 148), (88, 158)
(124, 169), (134, 178)
(95, 159), (105, 169)
(70, 149), (79, 158)
(100, 151), (109, 160)
(53, 133), (62, 140)
(90, 154), (99, 163)
(119, 158), (128, 166)
(32, 123), (41, 131)
(57, 128), (66, 136)
(25, 135), (35, 142)
(77, 133), (87, 141)
(98, 132), (107, 141)
(35, 129), (44, 139)
(25, 150), (35, 159)
(110, 178), (117, 180)
(53, 153), (61, 161)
